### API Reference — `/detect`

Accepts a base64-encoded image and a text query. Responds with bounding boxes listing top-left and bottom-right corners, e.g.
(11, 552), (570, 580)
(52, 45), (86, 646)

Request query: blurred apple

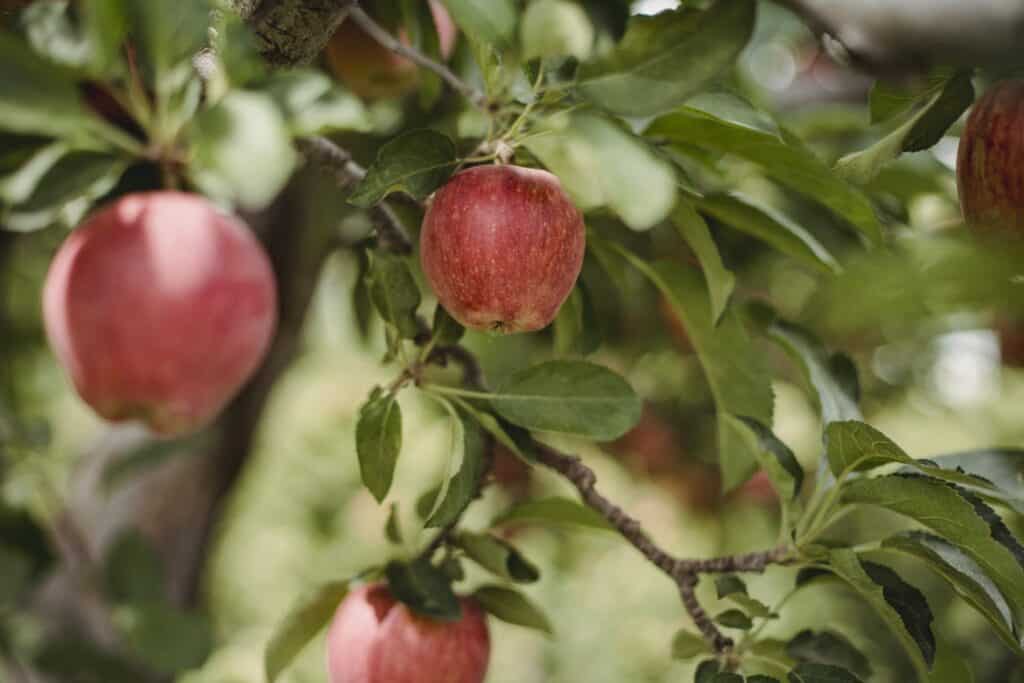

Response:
(326, 582), (490, 683)
(324, 1), (457, 100)
(732, 470), (779, 506)
(997, 317), (1024, 367)
(43, 192), (278, 436)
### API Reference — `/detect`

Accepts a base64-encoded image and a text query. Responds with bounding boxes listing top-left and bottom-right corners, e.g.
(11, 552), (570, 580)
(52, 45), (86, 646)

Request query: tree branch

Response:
(226, 0), (354, 66)
(346, 6), (489, 109)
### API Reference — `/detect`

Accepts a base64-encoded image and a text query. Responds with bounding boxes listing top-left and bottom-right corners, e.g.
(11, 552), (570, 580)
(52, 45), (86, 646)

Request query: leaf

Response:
(715, 575), (747, 598)
(786, 630), (872, 680)
(826, 549), (934, 677)
(385, 559), (461, 621)
(490, 496), (612, 531)
(3, 151), (126, 232)
(647, 109), (883, 244)
(349, 130), (457, 208)
(713, 675), (744, 683)
(671, 629), (708, 659)
(264, 580), (349, 683)
(695, 660), (722, 683)
(824, 421), (912, 476)
(441, 0), (516, 47)
(880, 531), (1020, 653)
(788, 662), (864, 683)
(835, 72), (973, 184)
(728, 416), (803, 501)
(553, 284), (602, 357)
(575, 0), (755, 117)
(715, 609), (752, 629)
(473, 584), (553, 635)
(842, 474), (1024, 620)
(489, 360), (642, 441)
(521, 0), (594, 61)
(115, 602), (212, 675)
(448, 397), (533, 462)
(424, 407), (487, 528)
(725, 593), (774, 618)
(122, 0), (209, 84)
(188, 90), (298, 211)
(694, 193), (839, 274)
(263, 69), (370, 136)
(598, 245), (772, 489)
(0, 33), (99, 140)
(35, 638), (143, 683)
(758, 314), (861, 425)
(355, 388), (403, 502)
(925, 449), (1024, 514)
(22, 1), (90, 68)
(385, 503), (403, 544)
(672, 199), (735, 323)
(526, 112), (676, 230)
(456, 531), (540, 583)
(0, 543), (32, 606)
(432, 304), (465, 346)
(103, 531), (164, 604)
(369, 254), (422, 339)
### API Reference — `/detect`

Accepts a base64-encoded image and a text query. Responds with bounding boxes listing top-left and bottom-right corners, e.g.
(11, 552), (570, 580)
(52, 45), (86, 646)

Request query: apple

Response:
(957, 80), (1024, 235)
(490, 442), (530, 497)
(733, 470), (779, 506)
(42, 192), (277, 437)
(326, 582), (490, 683)
(420, 165), (586, 333)
(325, 1), (457, 100)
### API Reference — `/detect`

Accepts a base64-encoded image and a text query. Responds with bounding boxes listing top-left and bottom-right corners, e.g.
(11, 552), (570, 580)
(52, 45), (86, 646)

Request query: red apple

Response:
(43, 192), (277, 436)
(326, 583), (490, 683)
(733, 470), (779, 506)
(420, 165), (586, 333)
(325, 1), (457, 100)
(957, 80), (1024, 236)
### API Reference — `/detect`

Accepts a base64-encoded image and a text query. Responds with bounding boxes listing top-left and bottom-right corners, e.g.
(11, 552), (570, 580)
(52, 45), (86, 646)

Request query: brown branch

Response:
(226, 0), (354, 66)
(346, 6), (488, 109)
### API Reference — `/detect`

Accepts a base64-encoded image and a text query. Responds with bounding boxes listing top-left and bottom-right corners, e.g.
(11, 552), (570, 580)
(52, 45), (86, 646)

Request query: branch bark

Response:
(226, 0), (354, 66)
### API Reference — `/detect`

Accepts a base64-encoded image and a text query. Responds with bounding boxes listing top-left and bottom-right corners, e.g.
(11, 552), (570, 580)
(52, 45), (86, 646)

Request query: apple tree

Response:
(2, 0), (1024, 682)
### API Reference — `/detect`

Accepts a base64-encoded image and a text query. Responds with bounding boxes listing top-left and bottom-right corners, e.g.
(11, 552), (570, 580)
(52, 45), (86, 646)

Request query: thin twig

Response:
(346, 5), (489, 109)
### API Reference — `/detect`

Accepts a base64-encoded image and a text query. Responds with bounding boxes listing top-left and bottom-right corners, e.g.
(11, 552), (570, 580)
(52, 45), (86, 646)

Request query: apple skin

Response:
(420, 165), (586, 333)
(957, 80), (1024, 236)
(326, 583), (490, 683)
(42, 192), (277, 437)
(325, 1), (456, 100)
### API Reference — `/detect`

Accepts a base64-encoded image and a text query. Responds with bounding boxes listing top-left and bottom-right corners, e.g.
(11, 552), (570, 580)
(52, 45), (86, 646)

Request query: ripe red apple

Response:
(43, 192), (277, 436)
(957, 80), (1024, 236)
(326, 583), (490, 683)
(325, 1), (457, 100)
(420, 165), (585, 333)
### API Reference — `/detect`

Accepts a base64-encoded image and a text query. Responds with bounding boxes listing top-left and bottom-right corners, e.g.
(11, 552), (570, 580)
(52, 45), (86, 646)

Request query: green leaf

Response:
(441, 0), (516, 47)
(826, 549), (934, 677)
(22, 1), (90, 68)
(386, 559), (461, 621)
(725, 593), (774, 618)
(103, 531), (164, 604)
(672, 199), (734, 323)
(83, 0), (130, 77)
(369, 254), (422, 339)
(713, 674), (745, 683)
(385, 503), (403, 544)
(715, 609), (752, 629)
(695, 660), (722, 683)
(490, 496), (612, 531)
(758, 314), (861, 425)
(880, 531), (1020, 653)
(355, 388), (403, 502)
(926, 449), (1024, 514)
(835, 72), (973, 184)
(489, 360), (641, 440)
(2, 151), (126, 232)
(432, 304), (465, 346)
(727, 416), (803, 502)
(0, 33), (99, 139)
(448, 397), (532, 462)
(619, 251), (772, 489)
(424, 407), (486, 528)
(473, 584), (553, 635)
(263, 69), (370, 136)
(647, 109), (883, 244)
(115, 602), (212, 675)
(694, 193), (839, 274)
(749, 677), (782, 683)
(456, 531), (540, 583)
(575, 0), (754, 117)
(122, 0), (209, 87)
(824, 421), (912, 476)
(553, 284), (602, 357)
(842, 474), (1024, 620)
(521, 0), (594, 61)
(35, 638), (143, 683)
(188, 90), (298, 211)
(715, 575), (747, 598)
(348, 129), (457, 208)
(786, 630), (872, 680)
(264, 580), (350, 683)
(671, 629), (708, 659)
(526, 112), (676, 230)
(788, 662), (864, 683)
